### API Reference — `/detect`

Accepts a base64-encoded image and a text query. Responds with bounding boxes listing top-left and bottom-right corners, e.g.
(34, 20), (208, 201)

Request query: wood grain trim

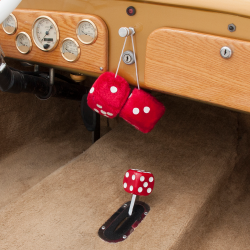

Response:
(0, 9), (108, 74)
(145, 28), (250, 113)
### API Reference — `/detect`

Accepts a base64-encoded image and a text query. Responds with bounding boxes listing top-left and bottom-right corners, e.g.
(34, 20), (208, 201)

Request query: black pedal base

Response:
(98, 201), (150, 243)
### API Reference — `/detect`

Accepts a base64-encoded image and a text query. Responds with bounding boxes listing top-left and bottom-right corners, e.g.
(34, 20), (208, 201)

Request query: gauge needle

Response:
(41, 25), (53, 41)
(65, 48), (73, 54)
(82, 31), (90, 36)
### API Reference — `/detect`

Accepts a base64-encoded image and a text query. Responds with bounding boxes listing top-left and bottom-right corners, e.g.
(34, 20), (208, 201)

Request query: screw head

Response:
(101, 226), (106, 230)
(123, 235), (127, 239)
(228, 24), (236, 32)
(144, 212), (148, 215)
(100, 67), (104, 71)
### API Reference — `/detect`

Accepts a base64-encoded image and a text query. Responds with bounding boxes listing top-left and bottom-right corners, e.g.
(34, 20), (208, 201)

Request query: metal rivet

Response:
(100, 67), (104, 71)
(123, 235), (127, 239)
(101, 226), (106, 230)
(228, 24), (236, 32)
(220, 46), (232, 59)
(144, 212), (148, 215)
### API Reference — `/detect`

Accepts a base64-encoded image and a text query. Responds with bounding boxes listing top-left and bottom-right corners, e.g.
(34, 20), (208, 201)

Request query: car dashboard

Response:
(1, 0), (250, 112)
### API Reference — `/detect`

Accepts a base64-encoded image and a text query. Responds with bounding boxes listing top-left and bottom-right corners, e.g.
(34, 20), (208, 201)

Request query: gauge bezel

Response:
(32, 16), (59, 52)
(60, 38), (81, 62)
(76, 19), (98, 45)
(2, 13), (18, 35)
(15, 32), (32, 54)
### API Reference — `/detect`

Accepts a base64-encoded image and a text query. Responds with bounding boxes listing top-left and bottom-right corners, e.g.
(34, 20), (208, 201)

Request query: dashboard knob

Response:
(119, 27), (135, 37)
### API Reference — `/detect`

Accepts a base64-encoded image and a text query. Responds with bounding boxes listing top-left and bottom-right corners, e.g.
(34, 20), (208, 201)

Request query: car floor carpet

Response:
(0, 90), (94, 210)
(173, 113), (250, 250)
(0, 94), (239, 250)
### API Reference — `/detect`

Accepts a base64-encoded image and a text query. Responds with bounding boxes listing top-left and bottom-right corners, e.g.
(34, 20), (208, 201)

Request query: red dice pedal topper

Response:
(123, 169), (154, 216)
(119, 88), (165, 133)
(87, 72), (131, 118)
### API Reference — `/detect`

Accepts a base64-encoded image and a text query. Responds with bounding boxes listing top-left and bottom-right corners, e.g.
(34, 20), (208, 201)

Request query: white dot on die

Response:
(110, 86), (118, 93)
(126, 172), (129, 178)
(132, 175), (135, 180)
(124, 183), (127, 188)
(130, 186), (133, 191)
(101, 110), (107, 115)
(107, 112), (113, 116)
(143, 182), (148, 188)
(94, 109), (99, 113)
(144, 107), (150, 113)
(149, 177), (154, 182)
(97, 104), (102, 109)
(147, 188), (152, 193)
(90, 87), (94, 93)
(138, 187), (143, 193)
(140, 176), (145, 182)
(133, 108), (140, 115)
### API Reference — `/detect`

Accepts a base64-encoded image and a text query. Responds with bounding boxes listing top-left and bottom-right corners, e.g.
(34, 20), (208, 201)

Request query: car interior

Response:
(0, 0), (250, 249)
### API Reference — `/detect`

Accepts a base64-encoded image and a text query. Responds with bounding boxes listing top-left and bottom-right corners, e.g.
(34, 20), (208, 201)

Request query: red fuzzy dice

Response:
(119, 89), (165, 133)
(123, 169), (155, 196)
(87, 72), (131, 118)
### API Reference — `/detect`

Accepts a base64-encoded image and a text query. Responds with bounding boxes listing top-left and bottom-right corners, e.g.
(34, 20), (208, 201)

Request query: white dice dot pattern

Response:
(124, 170), (154, 195)
(144, 107), (150, 113)
(132, 107), (151, 116)
(140, 176), (145, 182)
(90, 87), (94, 93)
(94, 104), (114, 118)
(133, 108), (140, 115)
(110, 86), (118, 93)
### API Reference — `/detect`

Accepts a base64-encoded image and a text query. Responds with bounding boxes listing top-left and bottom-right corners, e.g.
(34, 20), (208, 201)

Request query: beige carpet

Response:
(174, 113), (250, 250)
(0, 94), (239, 250)
(0, 88), (93, 210)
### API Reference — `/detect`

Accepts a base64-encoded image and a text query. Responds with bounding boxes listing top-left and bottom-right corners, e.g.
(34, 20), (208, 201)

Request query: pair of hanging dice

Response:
(87, 72), (165, 133)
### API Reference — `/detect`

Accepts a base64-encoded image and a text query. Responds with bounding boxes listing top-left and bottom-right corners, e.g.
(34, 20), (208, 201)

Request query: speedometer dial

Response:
(32, 16), (59, 52)
(76, 19), (97, 45)
(2, 14), (17, 35)
(61, 38), (80, 62)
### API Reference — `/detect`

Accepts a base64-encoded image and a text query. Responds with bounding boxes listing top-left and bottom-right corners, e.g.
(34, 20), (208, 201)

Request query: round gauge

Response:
(32, 16), (59, 52)
(61, 38), (80, 62)
(2, 14), (17, 35)
(16, 32), (32, 54)
(76, 19), (97, 45)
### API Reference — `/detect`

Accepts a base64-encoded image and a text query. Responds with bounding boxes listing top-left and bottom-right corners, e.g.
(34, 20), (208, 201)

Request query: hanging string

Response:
(115, 36), (127, 78)
(131, 34), (140, 90)
(115, 29), (140, 90)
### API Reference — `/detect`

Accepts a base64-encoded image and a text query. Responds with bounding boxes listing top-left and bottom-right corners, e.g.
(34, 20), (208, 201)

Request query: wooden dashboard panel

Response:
(0, 9), (108, 74)
(145, 28), (250, 113)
